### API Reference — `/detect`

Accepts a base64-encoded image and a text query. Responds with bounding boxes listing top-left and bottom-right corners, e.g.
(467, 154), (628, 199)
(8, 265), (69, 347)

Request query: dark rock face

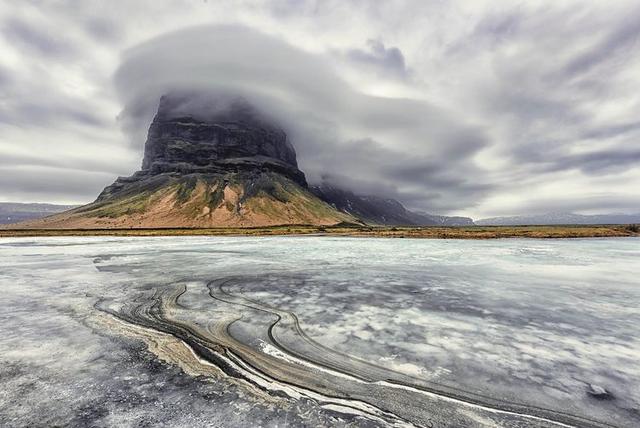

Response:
(140, 94), (305, 185)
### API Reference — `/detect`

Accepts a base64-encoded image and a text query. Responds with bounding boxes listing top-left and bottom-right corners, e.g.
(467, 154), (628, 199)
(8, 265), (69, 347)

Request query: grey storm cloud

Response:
(83, 17), (122, 42)
(0, 100), (107, 128)
(445, 4), (640, 213)
(345, 39), (409, 78)
(0, 165), (116, 202)
(551, 149), (640, 175)
(581, 122), (640, 141)
(562, 8), (640, 78)
(0, 65), (10, 87)
(114, 24), (490, 212)
(1, 0), (639, 216)
(3, 17), (75, 57)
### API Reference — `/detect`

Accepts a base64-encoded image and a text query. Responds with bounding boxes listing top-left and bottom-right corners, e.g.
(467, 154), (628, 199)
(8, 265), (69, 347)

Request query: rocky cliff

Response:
(140, 94), (304, 183)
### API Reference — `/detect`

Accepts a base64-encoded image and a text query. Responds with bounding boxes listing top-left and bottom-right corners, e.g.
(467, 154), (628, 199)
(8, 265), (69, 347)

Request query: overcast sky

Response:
(1, 1), (639, 218)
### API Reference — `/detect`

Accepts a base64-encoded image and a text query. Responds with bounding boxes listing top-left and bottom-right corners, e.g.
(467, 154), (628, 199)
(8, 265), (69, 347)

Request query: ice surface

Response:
(0, 236), (638, 427)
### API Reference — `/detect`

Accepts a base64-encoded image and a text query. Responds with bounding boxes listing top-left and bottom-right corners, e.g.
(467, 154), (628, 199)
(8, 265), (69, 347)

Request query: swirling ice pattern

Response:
(3, 236), (638, 427)
(96, 276), (615, 428)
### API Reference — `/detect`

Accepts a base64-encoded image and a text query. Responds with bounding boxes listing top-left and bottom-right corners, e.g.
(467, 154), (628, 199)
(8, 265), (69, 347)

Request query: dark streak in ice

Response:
(4, 237), (638, 428)
(95, 275), (617, 428)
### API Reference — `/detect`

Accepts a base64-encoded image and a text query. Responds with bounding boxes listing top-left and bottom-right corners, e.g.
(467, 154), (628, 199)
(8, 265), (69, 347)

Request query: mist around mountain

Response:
(0, 203), (79, 224)
(476, 212), (640, 226)
(310, 184), (474, 226)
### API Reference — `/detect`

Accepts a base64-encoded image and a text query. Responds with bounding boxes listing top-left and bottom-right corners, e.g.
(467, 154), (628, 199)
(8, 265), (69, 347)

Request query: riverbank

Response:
(1, 224), (638, 239)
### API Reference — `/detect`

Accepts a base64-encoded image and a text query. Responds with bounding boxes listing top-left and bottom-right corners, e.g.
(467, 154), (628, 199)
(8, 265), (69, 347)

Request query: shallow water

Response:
(1, 236), (638, 427)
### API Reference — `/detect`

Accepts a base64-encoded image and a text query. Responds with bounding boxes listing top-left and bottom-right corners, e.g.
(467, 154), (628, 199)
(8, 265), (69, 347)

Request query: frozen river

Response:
(1, 236), (639, 427)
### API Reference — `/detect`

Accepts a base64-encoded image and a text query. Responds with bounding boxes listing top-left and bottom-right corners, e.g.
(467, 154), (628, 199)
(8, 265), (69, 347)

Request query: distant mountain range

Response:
(476, 212), (640, 226)
(310, 184), (473, 226)
(0, 203), (79, 224)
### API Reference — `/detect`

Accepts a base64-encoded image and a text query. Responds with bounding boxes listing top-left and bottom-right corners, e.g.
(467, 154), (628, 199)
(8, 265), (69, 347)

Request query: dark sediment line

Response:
(208, 278), (616, 428)
(95, 287), (414, 426)
(95, 277), (616, 428)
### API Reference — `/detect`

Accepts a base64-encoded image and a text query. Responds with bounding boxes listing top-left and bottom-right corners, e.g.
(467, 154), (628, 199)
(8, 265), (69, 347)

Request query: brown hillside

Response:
(13, 172), (355, 229)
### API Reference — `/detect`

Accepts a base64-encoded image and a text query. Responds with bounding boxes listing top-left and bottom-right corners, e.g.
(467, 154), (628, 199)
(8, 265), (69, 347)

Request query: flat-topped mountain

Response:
(14, 94), (353, 228)
(138, 94), (304, 184)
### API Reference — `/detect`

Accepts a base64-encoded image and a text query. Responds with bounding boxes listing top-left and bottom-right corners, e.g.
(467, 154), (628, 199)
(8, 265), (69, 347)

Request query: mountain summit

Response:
(137, 93), (305, 185)
(18, 94), (353, 228)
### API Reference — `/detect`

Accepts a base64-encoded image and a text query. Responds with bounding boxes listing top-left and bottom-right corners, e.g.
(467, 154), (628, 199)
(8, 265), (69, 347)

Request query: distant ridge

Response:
(310, 183), (474, 226)
(476, 212), (640, 226)
(0, 202), (80, 224)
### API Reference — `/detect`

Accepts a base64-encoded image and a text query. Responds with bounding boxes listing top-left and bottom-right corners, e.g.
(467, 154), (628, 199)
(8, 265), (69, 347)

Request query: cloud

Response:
(0, 99), (108, 128)
(345, 39), (409, 78)
(83, 17), (123, 42)
(430, 2), (640, 215)
(113, 24), (491, 212)
(0, 165), (116, 203)
(553, 148), (640, 175)
(561, 7), (640, 78)
(0, 1), (639, 216)
(2, 17), (76, 57)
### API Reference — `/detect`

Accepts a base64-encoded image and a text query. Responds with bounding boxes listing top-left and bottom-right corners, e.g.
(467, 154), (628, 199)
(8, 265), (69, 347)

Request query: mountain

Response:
(310, 183), (474, 226)
(11, 94), (354, 228)
(476, 212), (640, 226)
(0, 203), (80, 224)
(413, 212), (475, 226)
(310, 184), (434, 225)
